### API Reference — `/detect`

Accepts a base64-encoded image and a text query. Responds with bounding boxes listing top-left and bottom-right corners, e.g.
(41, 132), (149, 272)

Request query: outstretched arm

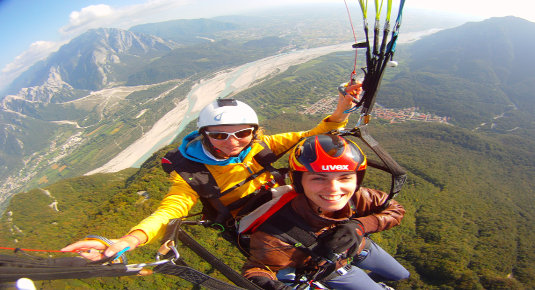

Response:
(61, 230), (147, 261)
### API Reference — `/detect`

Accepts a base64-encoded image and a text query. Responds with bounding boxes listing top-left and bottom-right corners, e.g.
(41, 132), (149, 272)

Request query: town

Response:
(301, 96), (450, 124)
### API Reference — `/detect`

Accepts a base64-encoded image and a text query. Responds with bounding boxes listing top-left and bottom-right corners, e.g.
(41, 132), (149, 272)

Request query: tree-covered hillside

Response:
(1, 114), (534, 289)
(381, 16), (535, 134)
(126, 37), (290, 85)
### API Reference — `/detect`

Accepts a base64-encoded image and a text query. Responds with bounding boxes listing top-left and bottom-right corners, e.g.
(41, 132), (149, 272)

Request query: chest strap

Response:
(257, 202), (320, 254)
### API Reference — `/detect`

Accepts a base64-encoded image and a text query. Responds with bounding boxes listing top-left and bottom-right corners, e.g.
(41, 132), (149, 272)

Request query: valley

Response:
(85, 43), (354, 174)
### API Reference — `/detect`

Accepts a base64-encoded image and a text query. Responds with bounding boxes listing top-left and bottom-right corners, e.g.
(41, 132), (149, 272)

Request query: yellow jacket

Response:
(130, 116), (347, 244)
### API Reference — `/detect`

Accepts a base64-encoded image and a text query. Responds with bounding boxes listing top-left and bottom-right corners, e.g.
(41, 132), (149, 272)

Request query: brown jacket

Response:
(242, 187), (405, 280)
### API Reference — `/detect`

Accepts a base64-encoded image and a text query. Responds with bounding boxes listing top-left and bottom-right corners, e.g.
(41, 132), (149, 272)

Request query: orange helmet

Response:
(289, 134), (367, 193)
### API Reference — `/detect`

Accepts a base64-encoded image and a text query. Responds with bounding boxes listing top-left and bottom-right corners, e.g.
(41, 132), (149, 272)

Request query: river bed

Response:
(86, 43), (355, 174)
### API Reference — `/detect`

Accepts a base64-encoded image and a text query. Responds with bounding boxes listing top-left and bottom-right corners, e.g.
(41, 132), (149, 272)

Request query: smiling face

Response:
(204, 124), (254, 157)
(301, 171), (357, 214)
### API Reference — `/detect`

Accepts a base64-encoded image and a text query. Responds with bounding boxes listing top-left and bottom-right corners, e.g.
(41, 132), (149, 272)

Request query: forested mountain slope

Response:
(1, 114), (533, 289)
(381, 16), (535, 134)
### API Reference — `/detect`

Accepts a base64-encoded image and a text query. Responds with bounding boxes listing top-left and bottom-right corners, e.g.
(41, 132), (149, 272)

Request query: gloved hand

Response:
(249, 275), (293, 290)
(317, 220), (365, 260)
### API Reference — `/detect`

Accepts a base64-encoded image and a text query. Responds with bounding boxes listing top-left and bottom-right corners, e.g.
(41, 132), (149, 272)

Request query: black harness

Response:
(161, 141), (287, 225)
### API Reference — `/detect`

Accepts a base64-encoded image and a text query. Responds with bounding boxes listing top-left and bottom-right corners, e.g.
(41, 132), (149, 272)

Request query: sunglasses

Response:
(205, 128), (254, 140)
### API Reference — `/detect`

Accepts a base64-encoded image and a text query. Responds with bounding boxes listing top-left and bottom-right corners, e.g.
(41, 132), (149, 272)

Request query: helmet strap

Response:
(290, 171), (304, 194)
(356, 170), (366, 192)
(201, 133), (229, 159)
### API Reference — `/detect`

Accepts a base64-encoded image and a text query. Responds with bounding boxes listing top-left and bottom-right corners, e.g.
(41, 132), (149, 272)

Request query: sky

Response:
(0, 0), (534, 92)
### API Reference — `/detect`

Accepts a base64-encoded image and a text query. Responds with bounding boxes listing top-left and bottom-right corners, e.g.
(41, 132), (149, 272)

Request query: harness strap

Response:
(162, 141), (281, 198)
(320, 263), (353, 282)
(153, 262), (245, 290)
(257, 203), (320, 254)
(162, 148), (220, 199)
(256, 201), (357, 284)
(161, 140), (290, 223)
(165, 219), (262, 289)
(0, 254), (136, 282)
(218, 141), (284, 197)
(252, 141), (287, 186)
(204, 198), (233, 225)
(340, 126), (407, 209)
(355, 126), (406, 208)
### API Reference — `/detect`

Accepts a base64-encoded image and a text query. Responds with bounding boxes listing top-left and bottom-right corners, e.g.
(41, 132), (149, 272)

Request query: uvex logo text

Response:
(321, 165), (350, 171)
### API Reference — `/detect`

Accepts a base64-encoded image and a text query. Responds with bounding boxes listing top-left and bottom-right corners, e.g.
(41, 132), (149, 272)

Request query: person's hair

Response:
(254, 127), (265, 140)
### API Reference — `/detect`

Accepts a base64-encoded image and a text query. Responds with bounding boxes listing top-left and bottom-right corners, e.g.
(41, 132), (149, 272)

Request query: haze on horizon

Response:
(0, 0), (533, 92)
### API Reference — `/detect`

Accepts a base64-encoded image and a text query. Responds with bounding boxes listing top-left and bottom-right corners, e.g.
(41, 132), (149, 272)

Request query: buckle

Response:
(336, 263), (352, 276)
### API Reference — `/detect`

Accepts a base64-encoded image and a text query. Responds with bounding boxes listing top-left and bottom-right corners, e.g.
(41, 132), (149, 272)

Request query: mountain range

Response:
(0, 28), (177, 207)
(4, 28), (178, 97)
(0, 9), (534, 290)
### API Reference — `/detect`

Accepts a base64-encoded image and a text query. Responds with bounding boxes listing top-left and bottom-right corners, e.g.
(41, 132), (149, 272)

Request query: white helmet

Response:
(197, 99), (258, 129)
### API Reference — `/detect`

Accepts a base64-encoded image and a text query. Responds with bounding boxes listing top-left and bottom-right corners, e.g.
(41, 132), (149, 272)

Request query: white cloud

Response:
(69, 5), (114, 26)
(0, 0), (200, 91)
(0, 41), (63, 91)
(57, 1), (197, 38)
(59, 4), (115, 35)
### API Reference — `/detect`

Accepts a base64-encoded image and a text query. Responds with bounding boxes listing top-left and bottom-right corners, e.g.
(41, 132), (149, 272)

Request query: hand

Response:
(61, 239), (113, 261)
(249, 276), (293, 290)
(61, 233), (144, 261)
(344, 82), (363, 99)
(317, 220), (365, 260)
(329, 81), (363, 123)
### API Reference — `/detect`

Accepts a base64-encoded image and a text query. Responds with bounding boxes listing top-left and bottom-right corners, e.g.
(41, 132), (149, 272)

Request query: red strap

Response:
(0, 246), (76, 253)
(246, 191), (298, 233)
